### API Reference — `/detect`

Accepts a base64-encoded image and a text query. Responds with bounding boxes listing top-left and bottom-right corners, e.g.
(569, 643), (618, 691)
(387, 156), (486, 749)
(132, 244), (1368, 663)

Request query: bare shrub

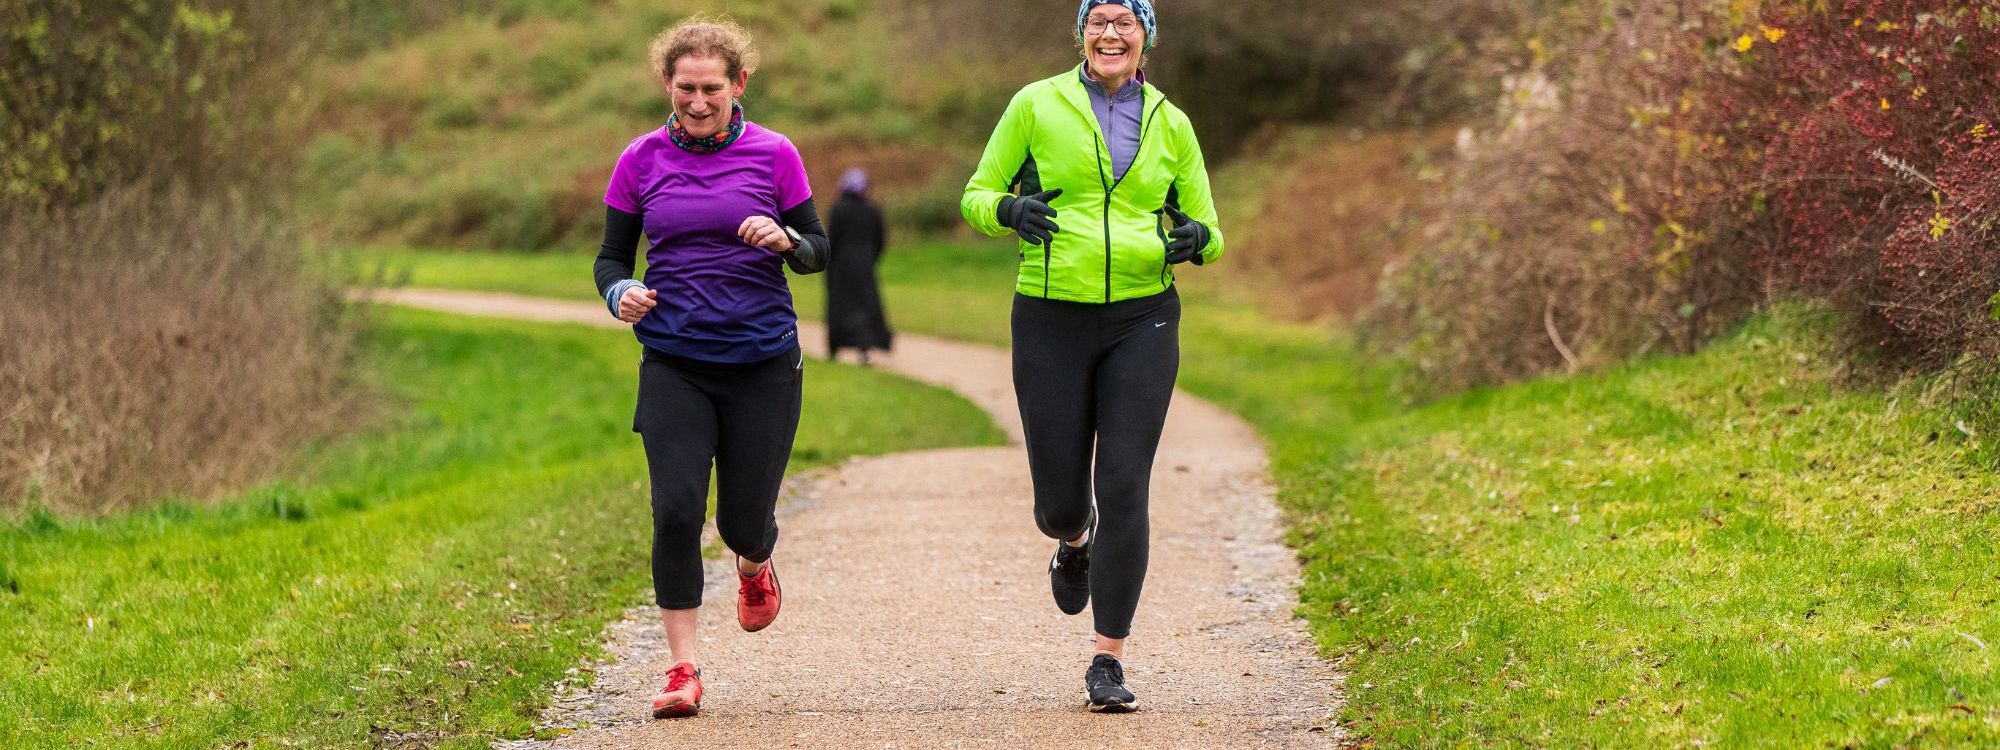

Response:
(0, 0), (424, 514)
(1363, 0), (1767, 395)
(0, 187), (365, 515)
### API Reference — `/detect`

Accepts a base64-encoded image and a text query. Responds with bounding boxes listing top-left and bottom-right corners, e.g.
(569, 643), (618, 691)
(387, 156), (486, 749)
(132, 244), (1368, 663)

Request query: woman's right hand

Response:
(998, 188), (1063, 246)
(619, 286), (659, 323)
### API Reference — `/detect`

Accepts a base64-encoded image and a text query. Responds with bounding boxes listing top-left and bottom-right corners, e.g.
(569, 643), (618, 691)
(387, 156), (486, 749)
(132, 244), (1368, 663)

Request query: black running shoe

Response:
(1049, 512), (1094, 615)
(1085, 653), (1138, 713)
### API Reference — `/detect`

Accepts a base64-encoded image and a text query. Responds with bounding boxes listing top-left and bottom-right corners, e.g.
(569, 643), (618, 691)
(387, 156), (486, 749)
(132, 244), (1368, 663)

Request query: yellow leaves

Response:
(1911, 86), (1927, 101)
(1929, 213), (1951, 240)
(1880, 97), (1892, 111)
(1973, 123), (1991, 140)
(1927, 192), (1950, 240)
(1591, 219), (1609, 235)
(1612, 184), (1632, 215)
(1527, 37), (1548, 68)
(1732, 26), (1783, 53)
(1876, 20), (1903, 32)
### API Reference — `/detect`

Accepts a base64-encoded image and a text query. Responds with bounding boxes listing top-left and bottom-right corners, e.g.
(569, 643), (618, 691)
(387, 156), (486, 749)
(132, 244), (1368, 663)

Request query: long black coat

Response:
(824, 192), (892, 352)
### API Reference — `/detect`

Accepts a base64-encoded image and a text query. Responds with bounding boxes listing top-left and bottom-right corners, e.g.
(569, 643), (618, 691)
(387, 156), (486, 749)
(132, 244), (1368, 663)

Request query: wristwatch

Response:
(781, 226), (805, 253)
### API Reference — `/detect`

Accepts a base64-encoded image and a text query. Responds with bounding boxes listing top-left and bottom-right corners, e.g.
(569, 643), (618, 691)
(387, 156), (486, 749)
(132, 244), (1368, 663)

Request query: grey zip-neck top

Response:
(1081, 67), (1145, 181)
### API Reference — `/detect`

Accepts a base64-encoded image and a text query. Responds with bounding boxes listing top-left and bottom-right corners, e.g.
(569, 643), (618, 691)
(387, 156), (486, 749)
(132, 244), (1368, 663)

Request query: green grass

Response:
(357, 241), (1020, 347)
(306, 0), (1014, 250)
(378, 240), (2000, 746)
(1282, 313), (2000, 747)
(0, 306), (1001, 749)
(360, 247), (600, 302)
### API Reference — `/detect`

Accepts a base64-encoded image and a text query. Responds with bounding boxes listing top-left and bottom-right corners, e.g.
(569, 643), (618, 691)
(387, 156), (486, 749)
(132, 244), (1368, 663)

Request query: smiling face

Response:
(1082, 5), (1145, 83)
(666, 54), (745, 138)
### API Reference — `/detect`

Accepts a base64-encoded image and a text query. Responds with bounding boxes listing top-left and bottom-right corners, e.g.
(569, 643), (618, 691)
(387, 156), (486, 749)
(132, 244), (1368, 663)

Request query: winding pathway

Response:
(369, 288), (1345, 748)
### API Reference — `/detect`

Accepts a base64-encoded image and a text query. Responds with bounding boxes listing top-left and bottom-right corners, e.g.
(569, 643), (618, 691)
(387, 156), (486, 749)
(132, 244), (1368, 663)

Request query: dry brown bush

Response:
(0, 188), (365, 515)
(0, 1), (407, 514)
(1362, 0), (1766, 395)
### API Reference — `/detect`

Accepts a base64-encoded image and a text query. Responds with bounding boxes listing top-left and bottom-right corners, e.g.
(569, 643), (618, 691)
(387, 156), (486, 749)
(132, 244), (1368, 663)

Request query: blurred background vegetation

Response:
(7, 0), (1999, 539)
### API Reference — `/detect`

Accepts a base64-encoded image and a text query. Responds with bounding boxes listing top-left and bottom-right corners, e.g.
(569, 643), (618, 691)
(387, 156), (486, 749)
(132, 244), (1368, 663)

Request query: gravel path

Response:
(371, 288), (1345, 748)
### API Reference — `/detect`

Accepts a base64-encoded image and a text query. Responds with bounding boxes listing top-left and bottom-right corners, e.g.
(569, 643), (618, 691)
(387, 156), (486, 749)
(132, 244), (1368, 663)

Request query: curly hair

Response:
(648, 15), (759, 81)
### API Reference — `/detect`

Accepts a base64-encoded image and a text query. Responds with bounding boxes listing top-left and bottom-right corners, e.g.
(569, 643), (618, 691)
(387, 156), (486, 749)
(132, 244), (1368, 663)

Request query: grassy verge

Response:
(0, 306), (1001, 749)
(1278, 313), (2000, 747)
(377, 241), (2000, 746)
(355, 242), (1018, 346)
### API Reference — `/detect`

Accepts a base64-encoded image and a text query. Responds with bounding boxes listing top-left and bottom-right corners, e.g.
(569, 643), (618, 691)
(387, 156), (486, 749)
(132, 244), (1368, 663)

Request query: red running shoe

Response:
(650, 661), (702, 719)
(737, 557), (782, 632)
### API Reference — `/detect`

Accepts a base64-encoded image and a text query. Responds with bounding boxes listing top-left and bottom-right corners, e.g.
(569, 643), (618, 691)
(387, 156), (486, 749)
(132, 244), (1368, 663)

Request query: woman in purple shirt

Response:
(591, 16), (829, 720)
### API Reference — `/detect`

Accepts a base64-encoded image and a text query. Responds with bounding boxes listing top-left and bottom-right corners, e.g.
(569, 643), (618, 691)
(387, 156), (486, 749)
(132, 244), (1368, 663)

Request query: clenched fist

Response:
(618, 286), (658, 323)
(738, 215), (796, 254)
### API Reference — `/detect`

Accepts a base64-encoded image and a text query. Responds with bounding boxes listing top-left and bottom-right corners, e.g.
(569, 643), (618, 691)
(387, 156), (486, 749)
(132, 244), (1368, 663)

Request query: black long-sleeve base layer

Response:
(593, 199), (831, 301)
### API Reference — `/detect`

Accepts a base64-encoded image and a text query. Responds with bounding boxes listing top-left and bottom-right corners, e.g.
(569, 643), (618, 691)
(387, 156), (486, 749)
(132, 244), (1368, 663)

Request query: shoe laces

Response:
(1055, 542), (1089, 575)
(1087, 656), (1124, 688)
(665, 662), (698, 693)
(740, 565), (773, 605)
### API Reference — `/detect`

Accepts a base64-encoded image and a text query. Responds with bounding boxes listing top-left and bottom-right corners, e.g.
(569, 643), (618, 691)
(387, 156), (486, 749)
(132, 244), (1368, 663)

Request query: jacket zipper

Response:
(1093, 140), (1111, 302)
(1089, 93), (1164, 302)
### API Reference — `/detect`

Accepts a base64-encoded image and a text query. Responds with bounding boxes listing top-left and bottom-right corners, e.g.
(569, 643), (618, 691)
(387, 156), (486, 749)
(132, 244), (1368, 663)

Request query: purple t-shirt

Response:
(605, 122), (812, 363)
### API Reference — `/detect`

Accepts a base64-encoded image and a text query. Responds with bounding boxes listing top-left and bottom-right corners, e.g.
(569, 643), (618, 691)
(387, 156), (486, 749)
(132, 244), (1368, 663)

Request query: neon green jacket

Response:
(961, 65), (1223, 303)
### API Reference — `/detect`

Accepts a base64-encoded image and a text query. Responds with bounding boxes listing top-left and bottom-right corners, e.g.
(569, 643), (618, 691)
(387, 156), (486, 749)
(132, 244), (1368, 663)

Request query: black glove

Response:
(1162, 205), (1210, 265)
(997, 188), (1063, 246)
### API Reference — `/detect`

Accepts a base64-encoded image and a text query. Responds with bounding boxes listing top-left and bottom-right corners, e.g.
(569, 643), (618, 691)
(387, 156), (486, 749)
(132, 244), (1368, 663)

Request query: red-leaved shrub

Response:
(1745, 0), (2000, 368)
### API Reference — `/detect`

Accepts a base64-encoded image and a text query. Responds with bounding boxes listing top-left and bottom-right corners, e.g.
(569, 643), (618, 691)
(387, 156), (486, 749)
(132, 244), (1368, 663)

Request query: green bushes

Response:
(0, 1), (310, 205)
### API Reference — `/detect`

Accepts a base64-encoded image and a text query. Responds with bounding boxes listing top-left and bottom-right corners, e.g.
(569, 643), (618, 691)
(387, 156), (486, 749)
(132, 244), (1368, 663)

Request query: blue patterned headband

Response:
(1076, 0), (1156, 51)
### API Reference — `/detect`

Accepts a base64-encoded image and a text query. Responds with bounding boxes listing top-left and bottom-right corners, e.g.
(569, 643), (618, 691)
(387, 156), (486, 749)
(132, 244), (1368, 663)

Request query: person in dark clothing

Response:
(824, 168), (893, 364)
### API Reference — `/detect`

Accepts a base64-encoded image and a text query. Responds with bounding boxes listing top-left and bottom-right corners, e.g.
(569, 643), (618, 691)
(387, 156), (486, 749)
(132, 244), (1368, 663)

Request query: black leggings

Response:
(634, 344), (803, 610)
(1011, 287), (1179, 639)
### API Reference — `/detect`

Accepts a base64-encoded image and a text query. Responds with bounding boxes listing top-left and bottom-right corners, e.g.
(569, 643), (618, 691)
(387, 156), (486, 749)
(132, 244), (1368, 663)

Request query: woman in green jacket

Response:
(960, 0), (1223, 714)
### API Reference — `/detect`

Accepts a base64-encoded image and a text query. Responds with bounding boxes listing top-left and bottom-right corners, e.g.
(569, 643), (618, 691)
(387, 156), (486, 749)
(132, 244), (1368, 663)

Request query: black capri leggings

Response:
(634, 344), (803, 610)
(1011, 286), (1179, 639)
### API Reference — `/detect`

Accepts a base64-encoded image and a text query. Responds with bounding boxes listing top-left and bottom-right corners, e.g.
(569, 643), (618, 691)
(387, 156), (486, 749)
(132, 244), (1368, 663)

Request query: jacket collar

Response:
(1080, 65), (1145, 102)
(1055, 64), (1155, 123)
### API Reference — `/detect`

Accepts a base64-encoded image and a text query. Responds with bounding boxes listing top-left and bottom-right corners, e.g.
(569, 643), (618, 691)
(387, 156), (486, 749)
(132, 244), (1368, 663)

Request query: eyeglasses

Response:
(1083, 17), (1141, 36)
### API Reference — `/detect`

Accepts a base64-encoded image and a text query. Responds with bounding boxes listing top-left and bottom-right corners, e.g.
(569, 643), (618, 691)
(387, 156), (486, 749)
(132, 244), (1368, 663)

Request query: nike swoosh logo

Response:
(1154, 322), (1167, 328)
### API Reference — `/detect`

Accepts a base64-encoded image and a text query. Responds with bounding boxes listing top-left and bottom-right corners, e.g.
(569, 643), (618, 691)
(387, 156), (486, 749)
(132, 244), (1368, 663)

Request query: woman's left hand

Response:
(1162, 205), (1210, 265)
(738, 215), (796, 253)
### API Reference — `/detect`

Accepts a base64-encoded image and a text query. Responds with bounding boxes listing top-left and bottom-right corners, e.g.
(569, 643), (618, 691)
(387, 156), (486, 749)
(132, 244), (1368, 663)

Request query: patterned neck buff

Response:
(667, 102), (745, 155)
